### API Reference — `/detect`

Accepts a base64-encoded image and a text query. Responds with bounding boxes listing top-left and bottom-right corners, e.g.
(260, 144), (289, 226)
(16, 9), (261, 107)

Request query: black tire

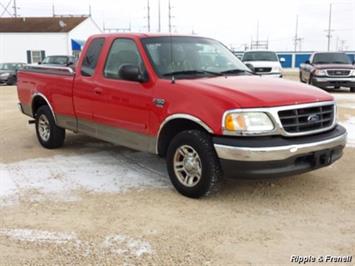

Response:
(308, 75), (313, 85)
(351, 87), (355, 93)
(299, 72), (305, 83)
(166, 130), (223, 198)
(35, 105), (65, 149)
(6, 77), (16, 85)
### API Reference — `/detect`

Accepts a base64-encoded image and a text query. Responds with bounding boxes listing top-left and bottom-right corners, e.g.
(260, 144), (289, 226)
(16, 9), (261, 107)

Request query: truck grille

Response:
(278, 104), (335, 133)
(255, 67), (272, 73)
(327, 70), (351, 76)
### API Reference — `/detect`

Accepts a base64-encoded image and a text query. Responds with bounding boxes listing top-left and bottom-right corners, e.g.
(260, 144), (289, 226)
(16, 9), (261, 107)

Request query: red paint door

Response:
(93, 38), (153, 135)
(73, 38), (105, 122)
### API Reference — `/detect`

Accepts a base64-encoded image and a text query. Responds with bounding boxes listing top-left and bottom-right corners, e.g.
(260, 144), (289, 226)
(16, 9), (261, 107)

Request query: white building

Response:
(0, 16), (102, 63)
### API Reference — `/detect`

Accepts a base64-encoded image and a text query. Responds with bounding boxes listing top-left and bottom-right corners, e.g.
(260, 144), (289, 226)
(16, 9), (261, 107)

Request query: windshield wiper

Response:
(220, 69), (252, 75)
(162, 70), (223, 77)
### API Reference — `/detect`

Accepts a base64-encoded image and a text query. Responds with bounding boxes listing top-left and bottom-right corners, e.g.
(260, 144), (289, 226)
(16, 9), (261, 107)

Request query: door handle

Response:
(94, 87), (103, 95)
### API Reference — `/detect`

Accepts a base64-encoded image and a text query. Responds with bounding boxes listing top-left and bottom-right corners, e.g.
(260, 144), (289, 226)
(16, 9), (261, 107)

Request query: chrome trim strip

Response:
(314, 77), (355, 82)
(214, 132), (347, 162)
(31, 92), (57, 122)
(156, 114), (214, 154)
(22, 65), (75, 76)
(222, 101), (336, 137)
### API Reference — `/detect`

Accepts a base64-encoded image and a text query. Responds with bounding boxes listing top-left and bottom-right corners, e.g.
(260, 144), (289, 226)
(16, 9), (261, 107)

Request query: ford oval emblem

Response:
(307, 114), (320, 123)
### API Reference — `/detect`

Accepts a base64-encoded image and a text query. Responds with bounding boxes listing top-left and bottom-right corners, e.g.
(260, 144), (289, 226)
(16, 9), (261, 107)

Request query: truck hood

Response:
(313, 64), (355, 70)
(181, 75), (333, 108)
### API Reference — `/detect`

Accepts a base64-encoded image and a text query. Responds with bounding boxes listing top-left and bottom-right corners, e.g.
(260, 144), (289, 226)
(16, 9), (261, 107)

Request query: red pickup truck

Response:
(17, 33), (347, 198)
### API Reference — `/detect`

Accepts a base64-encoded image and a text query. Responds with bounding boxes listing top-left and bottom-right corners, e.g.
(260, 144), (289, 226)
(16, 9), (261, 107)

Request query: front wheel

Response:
(35, 105), (65, 149)
(351, 87), (355, 93)
(166, 130), (223, 198)
(299, 72), (305, 83)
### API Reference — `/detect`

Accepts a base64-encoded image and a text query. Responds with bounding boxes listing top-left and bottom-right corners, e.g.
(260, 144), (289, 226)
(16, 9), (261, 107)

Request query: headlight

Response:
(0, 73), (10, 78)
(350, 69), (355, 76)
(223, 112), (274, 135)
(314, 70), (327, 76)
(272, 66), (282, 73)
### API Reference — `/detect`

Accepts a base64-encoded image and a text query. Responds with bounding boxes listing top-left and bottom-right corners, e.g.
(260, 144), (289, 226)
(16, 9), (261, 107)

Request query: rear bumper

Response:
(213, 125), (347, 178)
(313, 76), (355, 88)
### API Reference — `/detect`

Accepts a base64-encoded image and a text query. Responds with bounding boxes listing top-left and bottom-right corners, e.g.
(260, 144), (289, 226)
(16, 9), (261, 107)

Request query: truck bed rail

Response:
(21, 65), (75, 76)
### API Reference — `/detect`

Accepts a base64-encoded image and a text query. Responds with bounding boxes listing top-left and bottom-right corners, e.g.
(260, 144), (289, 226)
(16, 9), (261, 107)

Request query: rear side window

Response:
(81, 38), (105, 77)
(104, 38), (145, 79)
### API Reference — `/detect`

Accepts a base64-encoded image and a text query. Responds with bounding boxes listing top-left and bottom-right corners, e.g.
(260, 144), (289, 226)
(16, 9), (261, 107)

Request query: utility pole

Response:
(326, 3), (333, 51)
(52, 3), (55, 17)
(294, 15), (303, 51)
(147, 0), (151, 32)
(158, 0), (161, 32)
(256, 20), (259, 48)
(294, 15), (299, 51)
(168, 0), (173, 33)
(13, 0), (17, 17)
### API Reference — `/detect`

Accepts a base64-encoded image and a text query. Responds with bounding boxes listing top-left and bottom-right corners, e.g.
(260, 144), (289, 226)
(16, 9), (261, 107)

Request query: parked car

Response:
(241, 51), (284, 77)
(300, 52), (355, 92)
(0, 62), (26, 85)
(17, 34), (346, 198)
(40, 55), (76, 67)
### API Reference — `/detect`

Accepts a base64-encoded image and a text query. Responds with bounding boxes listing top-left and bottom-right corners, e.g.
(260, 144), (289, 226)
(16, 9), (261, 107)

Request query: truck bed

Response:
(17, 65), (76, 123)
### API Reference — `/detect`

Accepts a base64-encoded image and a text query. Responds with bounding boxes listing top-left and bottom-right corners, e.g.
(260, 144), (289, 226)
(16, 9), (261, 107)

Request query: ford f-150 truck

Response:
(300, 52), (355, 92)
(17, 34), (347, 198)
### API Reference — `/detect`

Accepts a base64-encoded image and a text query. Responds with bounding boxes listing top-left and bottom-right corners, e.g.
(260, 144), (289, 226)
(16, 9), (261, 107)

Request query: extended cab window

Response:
(81, 38), (105, 77)
(104, 39), (145, 79)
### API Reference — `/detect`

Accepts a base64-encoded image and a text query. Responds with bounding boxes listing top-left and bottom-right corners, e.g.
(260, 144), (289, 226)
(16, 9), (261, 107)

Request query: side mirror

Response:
(305, 60), (311, 64)
(119, 64), (147, 82)
(245, 63), (255, 73)
(353, 60), (355, 65)
(280, 57), (286, 63)
(38, 61), (42, 65)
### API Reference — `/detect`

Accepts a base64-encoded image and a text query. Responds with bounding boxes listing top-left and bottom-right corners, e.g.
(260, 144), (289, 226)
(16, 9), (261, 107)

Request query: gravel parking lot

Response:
(1, 73), (355, 265)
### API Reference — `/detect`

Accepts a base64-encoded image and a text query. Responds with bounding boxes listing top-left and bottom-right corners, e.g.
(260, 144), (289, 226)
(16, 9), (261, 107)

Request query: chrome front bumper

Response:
(214, 132), (347, 162)
(314, 77), (355, 82)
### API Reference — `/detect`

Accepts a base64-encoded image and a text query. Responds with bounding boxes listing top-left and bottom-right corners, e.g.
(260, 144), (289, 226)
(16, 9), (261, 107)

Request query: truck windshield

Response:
(0, 63), (23, 70)
(242, 51), (279, 62)
(42, 56), (71, 65)
(313, 53), (351, 64)
(141, 36), (250, 78)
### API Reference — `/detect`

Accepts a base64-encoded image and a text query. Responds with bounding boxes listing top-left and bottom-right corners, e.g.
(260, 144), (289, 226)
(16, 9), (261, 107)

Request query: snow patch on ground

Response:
(103, 234), (153, 257)
(332, 93), (355, 102)
(0, 151), (169, 206)
(0, 228), (153, 257)
(0, 229), (77, 244)
(337, 103), (355, 109)
(340, 117), (355, 148)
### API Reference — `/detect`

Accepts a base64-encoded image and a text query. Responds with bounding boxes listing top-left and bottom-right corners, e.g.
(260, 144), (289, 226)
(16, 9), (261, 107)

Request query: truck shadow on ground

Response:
(59, 133), (333, 200)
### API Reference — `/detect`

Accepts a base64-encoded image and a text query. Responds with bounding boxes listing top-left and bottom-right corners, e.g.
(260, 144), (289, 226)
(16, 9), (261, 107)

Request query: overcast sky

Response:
(2, 0), (355, 51)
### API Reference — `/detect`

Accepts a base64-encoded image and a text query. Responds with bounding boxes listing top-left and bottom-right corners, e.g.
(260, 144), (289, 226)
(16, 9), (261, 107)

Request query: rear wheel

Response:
(35, 106), (65, 149)
(166, 130), (222, 198)
(6, 76), (16, 85)
(351, 87), (355, 93)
